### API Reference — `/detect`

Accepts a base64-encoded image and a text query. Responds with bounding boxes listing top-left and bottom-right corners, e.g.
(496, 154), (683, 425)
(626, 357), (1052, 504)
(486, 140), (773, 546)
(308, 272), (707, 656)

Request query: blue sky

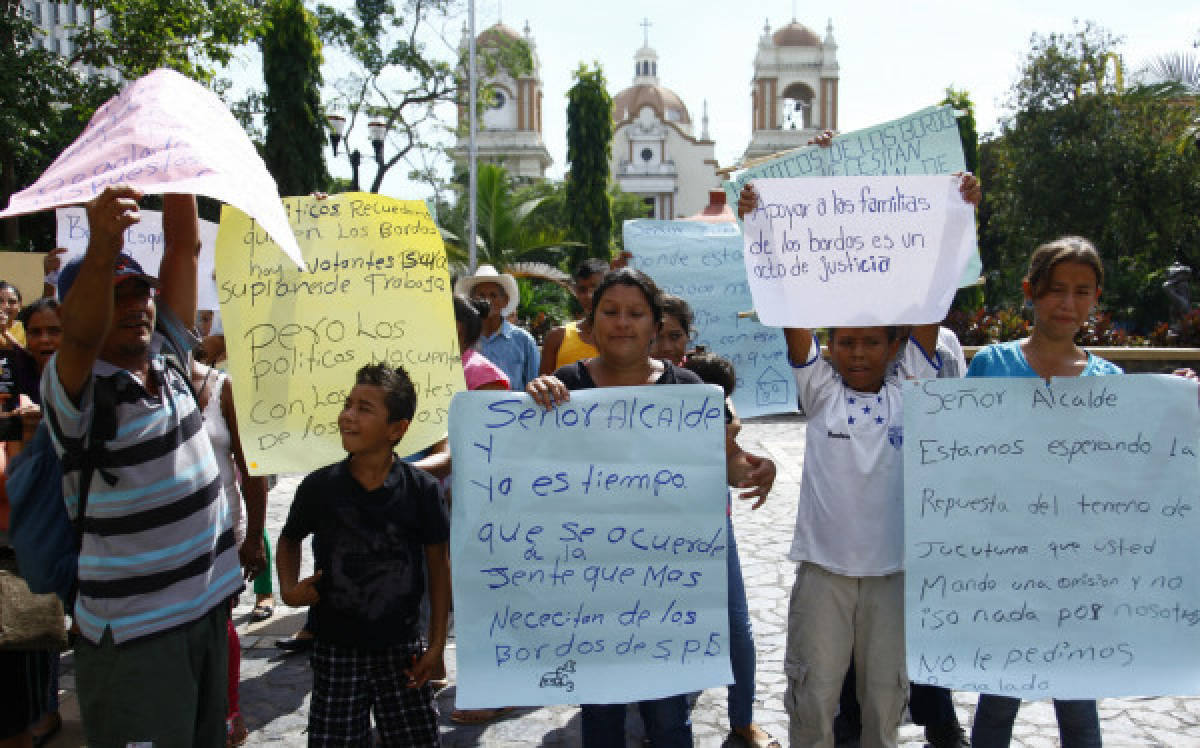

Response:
(222, 0), (1199, 199)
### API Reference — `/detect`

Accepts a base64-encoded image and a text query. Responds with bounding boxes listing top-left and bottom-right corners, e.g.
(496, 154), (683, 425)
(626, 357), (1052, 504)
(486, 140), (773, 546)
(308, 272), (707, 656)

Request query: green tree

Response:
(1138, 52), (1200, 95)
(979, 22), (1200, 331)
(519, 179), (648, 268)
(262, 0), (330, 197)
(442, 163), (579, 271)
(0, 7), (83, 246)
(70, 0), (262, 83)
(315, 0), (530, 194)
(0, 0), (261, 248)
(565, 63), (613, 258)
(940, 87), (978, 175)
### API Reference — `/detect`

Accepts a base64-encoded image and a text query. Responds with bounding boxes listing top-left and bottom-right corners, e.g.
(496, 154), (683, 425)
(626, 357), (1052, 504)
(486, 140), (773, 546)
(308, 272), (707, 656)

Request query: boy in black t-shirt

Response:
(278, 363), (450, 747)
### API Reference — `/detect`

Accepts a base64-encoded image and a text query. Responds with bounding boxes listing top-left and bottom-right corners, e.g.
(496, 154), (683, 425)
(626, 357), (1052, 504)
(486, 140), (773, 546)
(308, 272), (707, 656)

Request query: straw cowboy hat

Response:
(455, 264), (520, 317)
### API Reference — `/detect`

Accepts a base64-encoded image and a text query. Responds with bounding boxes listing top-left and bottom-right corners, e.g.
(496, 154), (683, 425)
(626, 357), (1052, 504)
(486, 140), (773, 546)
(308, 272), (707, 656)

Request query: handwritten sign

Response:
(741, 175), (976, 328)
(56, 207), (220, 310)
(904, 375), (1200, 699)
(725, 105), (980, 287)
(0, 69), (303, 267)
(449, 387), (731, 707)
(624, 220), (794, 418)
(214, 193), (463, 475)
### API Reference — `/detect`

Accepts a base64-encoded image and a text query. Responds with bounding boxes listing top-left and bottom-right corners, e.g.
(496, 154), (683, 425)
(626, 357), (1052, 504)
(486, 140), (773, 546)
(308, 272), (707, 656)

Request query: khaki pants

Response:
(784, 563), (907, 748)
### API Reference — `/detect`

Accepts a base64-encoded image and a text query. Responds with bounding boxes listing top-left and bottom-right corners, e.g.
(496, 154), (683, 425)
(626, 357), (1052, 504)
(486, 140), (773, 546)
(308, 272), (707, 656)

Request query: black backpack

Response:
(9, 352), (196, 609)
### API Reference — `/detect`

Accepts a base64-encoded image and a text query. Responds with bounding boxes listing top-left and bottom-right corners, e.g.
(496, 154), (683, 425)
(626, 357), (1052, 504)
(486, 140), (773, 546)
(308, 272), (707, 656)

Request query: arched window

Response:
(781, 82), (815, 130)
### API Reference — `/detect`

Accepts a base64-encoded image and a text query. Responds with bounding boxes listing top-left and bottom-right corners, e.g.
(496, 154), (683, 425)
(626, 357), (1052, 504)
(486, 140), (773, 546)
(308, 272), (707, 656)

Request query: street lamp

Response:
(326, 113), (389, 192)
(367, 119), (387, 165)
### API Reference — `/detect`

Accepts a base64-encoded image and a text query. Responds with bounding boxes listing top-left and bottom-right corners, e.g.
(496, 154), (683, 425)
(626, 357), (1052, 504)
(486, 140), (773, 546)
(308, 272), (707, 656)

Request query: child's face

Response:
(572, 273), (600, 316)
(339, 384), (408, 454)
(829, 327), (899, 393)
(1024, 261), (1101, 342)
(651, 314), (689, 365)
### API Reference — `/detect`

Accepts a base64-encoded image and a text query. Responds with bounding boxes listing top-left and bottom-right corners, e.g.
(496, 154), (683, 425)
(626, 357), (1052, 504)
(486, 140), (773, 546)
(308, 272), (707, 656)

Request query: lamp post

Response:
(327, 113), (389, 192)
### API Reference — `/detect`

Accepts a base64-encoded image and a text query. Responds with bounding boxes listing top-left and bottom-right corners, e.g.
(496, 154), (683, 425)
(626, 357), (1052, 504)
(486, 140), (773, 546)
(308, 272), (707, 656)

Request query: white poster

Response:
(741, 175), (976, 328)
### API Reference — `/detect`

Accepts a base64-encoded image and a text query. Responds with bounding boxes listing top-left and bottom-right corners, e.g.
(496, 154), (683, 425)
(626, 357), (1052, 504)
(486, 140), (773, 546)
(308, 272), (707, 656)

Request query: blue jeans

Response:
(971, 694), (1100, 748)
(581, 696), (693, 747)
(726, 517), (756, 730)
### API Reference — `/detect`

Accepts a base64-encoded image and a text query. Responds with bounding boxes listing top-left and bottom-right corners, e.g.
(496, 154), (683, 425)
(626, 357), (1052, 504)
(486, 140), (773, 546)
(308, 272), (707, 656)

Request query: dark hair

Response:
(573, 259), (610, 282)
(1026, 236), (1104, 298)
(354, 363), (417, 422)
(453, 294), (490, 349)
(828, 326), (901, 343)
(684, 351), (737, 396)
(0, 281), (21, 304)
(587, 268), (664, 327)
(659, 294), (694, 337)
(18, 297), (59, 327)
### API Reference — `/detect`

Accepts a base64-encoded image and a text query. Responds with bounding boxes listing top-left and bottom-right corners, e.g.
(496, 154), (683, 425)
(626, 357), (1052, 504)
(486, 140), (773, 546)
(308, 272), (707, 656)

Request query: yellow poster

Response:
(214, 193), (464, 475)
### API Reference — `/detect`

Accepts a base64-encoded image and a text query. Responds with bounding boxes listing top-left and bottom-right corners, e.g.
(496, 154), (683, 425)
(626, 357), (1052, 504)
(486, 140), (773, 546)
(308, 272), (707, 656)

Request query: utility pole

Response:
(467, 0), (478, 273)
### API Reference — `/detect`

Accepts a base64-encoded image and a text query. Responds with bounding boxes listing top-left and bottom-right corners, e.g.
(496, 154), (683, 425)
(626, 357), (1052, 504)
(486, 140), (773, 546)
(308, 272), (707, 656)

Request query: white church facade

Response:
(451, 21), (553, 182)
(608, 36), (720, 219)
(452, 15), (840, 211)
(744, 18), (841, 163)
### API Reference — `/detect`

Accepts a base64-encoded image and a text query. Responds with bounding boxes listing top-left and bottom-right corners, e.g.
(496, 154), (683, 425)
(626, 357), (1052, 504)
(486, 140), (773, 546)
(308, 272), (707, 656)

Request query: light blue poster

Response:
(725, 104), (980, 287)
(903, 375), (1200, 699)
(625, 220), (796, 418)
(449, 386), (732, 708)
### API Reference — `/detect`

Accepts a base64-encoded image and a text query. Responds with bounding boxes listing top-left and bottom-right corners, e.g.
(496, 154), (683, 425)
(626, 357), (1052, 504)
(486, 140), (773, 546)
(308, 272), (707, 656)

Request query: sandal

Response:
(449, 706), (516, 724)
(226, 714), (248, 747)
(32, 711), (62, 747)
(729, 726), (781, 748)
(250, 603), (274, 622)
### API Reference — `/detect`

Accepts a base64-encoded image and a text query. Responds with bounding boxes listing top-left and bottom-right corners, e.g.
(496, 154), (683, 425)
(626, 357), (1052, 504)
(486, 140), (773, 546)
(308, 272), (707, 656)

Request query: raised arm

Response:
(909, 325), (939, 362)
(57, 185), (143, 401)
(737, 184), (815, 367)
(157, 193), (200, 331)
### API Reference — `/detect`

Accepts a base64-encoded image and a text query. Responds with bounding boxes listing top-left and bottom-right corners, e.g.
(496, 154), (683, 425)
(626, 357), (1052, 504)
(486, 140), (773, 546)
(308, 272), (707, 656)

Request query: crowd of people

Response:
(0, 152), (1185, 748)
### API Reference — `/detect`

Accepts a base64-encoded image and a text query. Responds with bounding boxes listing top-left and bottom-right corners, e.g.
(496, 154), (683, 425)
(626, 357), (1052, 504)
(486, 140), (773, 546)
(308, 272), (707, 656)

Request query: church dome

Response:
(612, 84), (691, 125)
(476, 22), (522, 45)
(772, 21), (821, 47)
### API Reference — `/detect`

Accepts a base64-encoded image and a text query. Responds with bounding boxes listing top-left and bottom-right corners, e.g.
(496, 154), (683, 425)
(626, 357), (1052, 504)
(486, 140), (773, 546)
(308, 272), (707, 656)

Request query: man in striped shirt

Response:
(43, 185), (242, 746)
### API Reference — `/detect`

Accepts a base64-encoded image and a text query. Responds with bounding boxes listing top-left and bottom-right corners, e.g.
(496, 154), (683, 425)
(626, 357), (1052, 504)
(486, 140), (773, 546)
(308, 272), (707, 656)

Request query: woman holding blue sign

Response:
(526, 267), (777, 748)
(966, 237), (1195, 747)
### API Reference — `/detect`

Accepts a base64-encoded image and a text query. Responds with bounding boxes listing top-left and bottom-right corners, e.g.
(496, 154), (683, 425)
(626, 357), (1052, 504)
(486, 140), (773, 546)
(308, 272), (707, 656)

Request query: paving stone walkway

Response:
(46, 415), (1200, 746)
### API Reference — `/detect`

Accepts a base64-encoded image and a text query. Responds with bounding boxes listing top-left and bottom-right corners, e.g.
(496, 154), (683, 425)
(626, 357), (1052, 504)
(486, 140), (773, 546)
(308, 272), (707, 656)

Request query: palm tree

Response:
(1135, 52), (1200, 96)
(443, 163), (581, 275)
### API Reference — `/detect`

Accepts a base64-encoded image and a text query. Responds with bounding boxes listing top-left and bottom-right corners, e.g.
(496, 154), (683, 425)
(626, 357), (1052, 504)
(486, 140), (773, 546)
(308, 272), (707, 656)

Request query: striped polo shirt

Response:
(41, 312), (241, 645)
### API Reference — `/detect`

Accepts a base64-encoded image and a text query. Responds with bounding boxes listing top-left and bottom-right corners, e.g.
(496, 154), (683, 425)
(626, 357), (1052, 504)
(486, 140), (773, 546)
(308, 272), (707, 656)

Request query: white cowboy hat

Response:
(455, 264), (520, 317)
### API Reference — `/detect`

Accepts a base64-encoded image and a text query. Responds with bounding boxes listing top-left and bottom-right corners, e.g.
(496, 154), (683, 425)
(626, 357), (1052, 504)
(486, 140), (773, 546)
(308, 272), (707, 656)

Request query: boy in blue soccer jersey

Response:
(277, 363), (451, 747)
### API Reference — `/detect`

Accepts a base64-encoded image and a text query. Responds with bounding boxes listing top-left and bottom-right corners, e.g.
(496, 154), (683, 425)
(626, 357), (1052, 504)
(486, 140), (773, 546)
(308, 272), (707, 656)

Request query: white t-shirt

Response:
(891, 327), (967, 381)
(790, 335), (938, 575)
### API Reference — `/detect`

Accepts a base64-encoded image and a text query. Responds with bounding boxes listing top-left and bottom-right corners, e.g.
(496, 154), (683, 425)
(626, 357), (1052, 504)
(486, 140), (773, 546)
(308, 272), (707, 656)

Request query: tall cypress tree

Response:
(565, 63), (613, 259)
(262, 0), (330, 197)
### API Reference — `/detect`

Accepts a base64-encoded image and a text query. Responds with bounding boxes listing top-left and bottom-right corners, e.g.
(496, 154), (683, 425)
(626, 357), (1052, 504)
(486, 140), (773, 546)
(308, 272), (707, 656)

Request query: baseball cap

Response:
(58, 252), (158, 303)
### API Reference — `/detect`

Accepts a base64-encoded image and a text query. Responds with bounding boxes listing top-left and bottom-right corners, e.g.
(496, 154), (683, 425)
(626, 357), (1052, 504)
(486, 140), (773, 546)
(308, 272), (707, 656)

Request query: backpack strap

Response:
(64, 374), (120, 611)
(64, 335), (200, 611)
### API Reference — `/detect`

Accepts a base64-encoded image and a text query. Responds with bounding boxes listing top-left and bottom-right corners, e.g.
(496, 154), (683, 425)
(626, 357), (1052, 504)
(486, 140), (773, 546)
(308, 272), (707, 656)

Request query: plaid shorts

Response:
(308, 639), (440, 747)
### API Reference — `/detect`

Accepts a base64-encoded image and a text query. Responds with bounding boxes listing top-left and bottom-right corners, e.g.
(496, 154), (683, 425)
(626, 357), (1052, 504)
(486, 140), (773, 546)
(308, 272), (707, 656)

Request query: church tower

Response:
(743, 17), (840, 163)
(452, 20), (552, 182)
(610, 21), (720, 219)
